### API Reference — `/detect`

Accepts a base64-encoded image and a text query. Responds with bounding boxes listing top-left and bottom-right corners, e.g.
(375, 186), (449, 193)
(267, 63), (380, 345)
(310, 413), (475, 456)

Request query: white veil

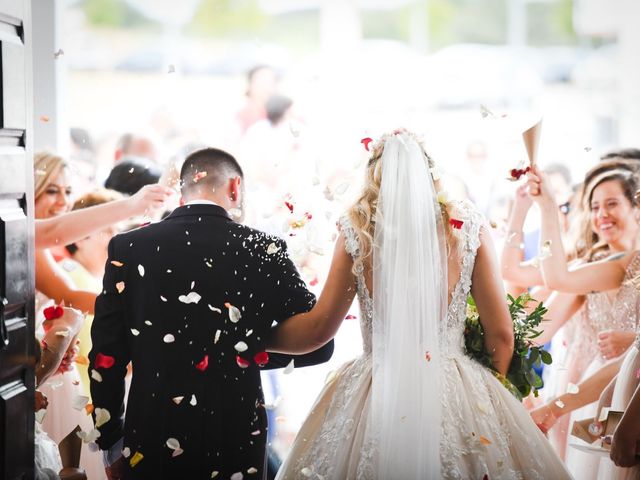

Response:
(371, 133), (447, 477)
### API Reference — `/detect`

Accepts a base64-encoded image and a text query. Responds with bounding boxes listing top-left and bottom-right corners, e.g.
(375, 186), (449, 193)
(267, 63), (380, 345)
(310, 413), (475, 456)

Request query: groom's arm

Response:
(89, 237), (131, 451)
(257, 236), (334, 369)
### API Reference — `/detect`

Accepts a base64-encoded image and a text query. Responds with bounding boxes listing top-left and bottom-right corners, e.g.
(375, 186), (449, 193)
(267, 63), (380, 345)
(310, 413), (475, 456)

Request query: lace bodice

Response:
(339, 201), (484, 356)
(578, 251), (640, 356)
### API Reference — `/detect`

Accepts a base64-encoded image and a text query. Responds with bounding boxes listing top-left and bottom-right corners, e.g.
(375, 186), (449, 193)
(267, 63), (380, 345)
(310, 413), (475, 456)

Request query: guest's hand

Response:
(105, 456), (127, 480)
(35, 390), (48, 411)
(57, 341), (80, 374)
(526, 167), (554, 205)
(127, 184), (173, 217)
(513, 183), (533, 215)
(598, 329), (635, 359)
(609, 423), (640, 468)
(530, 402), (558, 434)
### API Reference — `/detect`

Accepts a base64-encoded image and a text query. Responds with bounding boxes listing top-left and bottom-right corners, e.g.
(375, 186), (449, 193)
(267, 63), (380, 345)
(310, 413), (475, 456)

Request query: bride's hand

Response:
(526, 167), (554, 205)
(530, 402), (558, 434)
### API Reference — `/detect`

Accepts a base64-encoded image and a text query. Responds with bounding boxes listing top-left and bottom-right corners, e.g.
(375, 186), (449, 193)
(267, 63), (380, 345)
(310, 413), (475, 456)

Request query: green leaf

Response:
(540, 350), (553, 365)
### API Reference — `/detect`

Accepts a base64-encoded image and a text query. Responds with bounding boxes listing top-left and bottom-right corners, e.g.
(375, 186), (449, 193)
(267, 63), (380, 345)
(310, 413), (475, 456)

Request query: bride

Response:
(267, 130), (572, 478)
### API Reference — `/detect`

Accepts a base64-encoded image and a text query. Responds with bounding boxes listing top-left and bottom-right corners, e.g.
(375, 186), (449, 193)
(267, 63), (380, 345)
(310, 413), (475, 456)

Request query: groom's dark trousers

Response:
(90, 204), (333, 479)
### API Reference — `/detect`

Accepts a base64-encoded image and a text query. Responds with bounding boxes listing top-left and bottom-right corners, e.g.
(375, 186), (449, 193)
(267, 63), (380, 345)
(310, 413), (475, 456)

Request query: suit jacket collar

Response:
(164, 203), (233, 221)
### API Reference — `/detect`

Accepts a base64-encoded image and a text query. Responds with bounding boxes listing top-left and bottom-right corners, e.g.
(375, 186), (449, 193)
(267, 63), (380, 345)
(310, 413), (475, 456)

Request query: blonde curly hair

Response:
(346, 130), (456, 275)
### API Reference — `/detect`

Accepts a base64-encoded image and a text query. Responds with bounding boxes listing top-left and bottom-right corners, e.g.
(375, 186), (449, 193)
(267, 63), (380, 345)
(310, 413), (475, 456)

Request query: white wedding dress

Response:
(277, 206), (572, 479)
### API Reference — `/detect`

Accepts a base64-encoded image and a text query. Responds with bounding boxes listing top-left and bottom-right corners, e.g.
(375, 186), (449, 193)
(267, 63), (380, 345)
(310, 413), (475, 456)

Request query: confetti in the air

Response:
(55, 328), (70, 337)
(76, 427), (101, 443)
(225, 303), (242, 323)
(230, 473), (243, 480)
(236, 355), (250, 369)
(111, 260), (124, 267)
(94, 408), (111, 428)
(479, 435), (492, 445)
(567, 383), (579, 394)
(172, 396), (184, 405)
(345, 314), (357, 320)
(163, 334), (175, 343)
(116, 281), (125, 293)
(214, 330), (221, 344)
(301, 467), (313, 478)
(361, 137), (373, 151)
(72, 395), (90, 411)
(283, 359), (295, 375)
(138, 265), (145, 277)
(95, 353), (115, 369)
(425, 351), (432, 362)
(195, 355), (209, 372)
(179, 291), (201, 304)
(193, 171), (208, 183)
(39, 115), (50, 123)
(190, 394), (197, 406)
(53, 48), (64, 59)
(247, 467), (258, 474)
(130, 328), (140, 336)
(285, 201), (294, 213)
(555, 400), (565, 409)
(130, 451), (144, 467)
(254, 351), (269, 367)
(122, 447), (131, 458)
(267, 242), (280, 255)
(234, 341), (248, 353)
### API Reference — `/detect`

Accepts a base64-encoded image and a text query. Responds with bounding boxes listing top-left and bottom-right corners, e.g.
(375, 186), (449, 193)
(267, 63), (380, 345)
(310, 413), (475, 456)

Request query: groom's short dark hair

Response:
(180, 147), (243, 196)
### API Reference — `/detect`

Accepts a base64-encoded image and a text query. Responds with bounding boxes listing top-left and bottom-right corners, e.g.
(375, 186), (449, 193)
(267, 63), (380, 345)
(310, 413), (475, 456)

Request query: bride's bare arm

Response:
(267, 235), (357, 354)
(470, 226), (515, 376)
(528, 168), (628, 294)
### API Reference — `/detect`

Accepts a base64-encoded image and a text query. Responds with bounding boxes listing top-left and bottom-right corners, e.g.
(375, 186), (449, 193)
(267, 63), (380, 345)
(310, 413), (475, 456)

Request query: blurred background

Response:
(33, 0), (640, 459)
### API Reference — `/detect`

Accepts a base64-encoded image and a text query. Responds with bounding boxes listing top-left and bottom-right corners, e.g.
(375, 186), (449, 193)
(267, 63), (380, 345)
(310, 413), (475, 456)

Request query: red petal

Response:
(284, 201), (294, 213)
(361, 137), (373, 151)
(254, 352), (269, 367)
(449, 219), (464, 229)
(345, 314), (357, 320)
(95, 353), (115, 369)
(236, 355), (250, 369)
(309, 277), (319, 287)
(304, 212), (312, 220)
(195, 354), (209, 372)
(43, 305), (64, 320)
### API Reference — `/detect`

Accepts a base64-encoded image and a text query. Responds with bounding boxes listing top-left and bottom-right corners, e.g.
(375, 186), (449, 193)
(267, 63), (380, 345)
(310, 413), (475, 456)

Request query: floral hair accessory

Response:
(436, 190), (451, 205)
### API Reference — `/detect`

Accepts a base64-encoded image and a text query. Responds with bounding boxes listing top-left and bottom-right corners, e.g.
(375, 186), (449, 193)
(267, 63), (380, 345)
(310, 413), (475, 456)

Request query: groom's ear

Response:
(229, 176), (242, 202)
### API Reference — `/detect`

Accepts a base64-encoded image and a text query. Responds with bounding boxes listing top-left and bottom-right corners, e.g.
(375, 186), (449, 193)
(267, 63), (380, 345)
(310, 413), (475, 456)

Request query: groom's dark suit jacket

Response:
(89, 204), (333, 479)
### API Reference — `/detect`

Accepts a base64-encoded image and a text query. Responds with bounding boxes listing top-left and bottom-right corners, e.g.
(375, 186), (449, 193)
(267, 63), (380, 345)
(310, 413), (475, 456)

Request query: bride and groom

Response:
(90, 133), (571, 479)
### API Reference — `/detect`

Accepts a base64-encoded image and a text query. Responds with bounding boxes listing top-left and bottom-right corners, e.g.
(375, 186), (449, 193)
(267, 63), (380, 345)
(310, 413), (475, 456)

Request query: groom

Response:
(89, 147), (334, 479)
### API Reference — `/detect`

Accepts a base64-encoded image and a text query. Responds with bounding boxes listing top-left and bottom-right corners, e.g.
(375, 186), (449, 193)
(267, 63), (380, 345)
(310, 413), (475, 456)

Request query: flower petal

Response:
(116, 282), (125, 294)
(195, 355), (209, 372)
(95, 353), (115, 369)
(234, 341), (248, 353)
(178, 292), (201, 304)
(94, 407), (111, 428)
(163, 334), (175, 343)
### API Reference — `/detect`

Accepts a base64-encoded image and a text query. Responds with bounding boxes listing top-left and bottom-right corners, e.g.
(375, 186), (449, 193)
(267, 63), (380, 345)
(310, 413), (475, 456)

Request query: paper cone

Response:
(523, 119), (542, 166)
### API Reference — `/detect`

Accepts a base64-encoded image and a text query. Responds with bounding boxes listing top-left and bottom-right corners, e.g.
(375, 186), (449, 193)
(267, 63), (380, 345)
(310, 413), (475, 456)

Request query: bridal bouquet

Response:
(464, 293), (552, 401)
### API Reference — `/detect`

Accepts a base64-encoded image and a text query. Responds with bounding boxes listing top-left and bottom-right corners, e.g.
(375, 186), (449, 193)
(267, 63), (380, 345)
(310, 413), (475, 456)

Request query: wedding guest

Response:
(61, 188), (123, 395)
(34, 152), (170, 480)
(104, 156), (162, 196)
(236, 65), (279, 135)
(527, 166), (640, 479)
(35, 307), (85, 480)
(114, 132), (158, 163)
(35, 184), (171, 249)
(601, 148), (640, 162)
